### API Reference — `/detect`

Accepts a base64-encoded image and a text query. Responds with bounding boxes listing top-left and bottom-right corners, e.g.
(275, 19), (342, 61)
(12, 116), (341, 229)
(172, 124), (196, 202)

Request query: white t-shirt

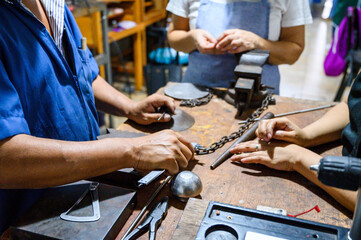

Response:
(166, 0), (313, 41)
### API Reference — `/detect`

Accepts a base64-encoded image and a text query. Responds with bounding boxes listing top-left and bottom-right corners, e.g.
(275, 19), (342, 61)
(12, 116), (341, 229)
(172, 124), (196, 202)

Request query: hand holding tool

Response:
(157, 106), (174, 121)
(124, 196), (169, 240)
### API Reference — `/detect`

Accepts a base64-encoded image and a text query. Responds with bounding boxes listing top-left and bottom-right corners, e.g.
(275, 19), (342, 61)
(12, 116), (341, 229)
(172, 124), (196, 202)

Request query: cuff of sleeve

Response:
(282, 17), (313, 28)
(90, 59), (100, 82)
(0, 117), (30, 141)
(166, 5), (188, 18)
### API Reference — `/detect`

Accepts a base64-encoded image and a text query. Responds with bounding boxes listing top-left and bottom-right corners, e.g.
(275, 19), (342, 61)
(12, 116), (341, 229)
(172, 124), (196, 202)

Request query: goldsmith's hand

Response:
(128, 130), (194, 175)
(230, 140), (303, 171)
(127, 94), (175, 125)
(256, 118), (309, 146)
(216, 29), (261, 53)
(190, 29), (224, 54)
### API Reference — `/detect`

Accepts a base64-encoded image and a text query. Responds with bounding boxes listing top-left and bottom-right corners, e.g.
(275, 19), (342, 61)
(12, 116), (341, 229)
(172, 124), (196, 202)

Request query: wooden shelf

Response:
(111, 60), (135, 74)
(108, 11), (124, 19)
(108, 24), (144, 42)
(143, 9), (166, 26)
(144, 1), (153, 7)
(103, 0), (168, 90)
(101, 0), (134, 3)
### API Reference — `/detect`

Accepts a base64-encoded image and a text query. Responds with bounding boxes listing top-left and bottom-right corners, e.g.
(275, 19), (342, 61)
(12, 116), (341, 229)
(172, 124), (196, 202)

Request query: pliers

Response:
(124, 196), (169, 240)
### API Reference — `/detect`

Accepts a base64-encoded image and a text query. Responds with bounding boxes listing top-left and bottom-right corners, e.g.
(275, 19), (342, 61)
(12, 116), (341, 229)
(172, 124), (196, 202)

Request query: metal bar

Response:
(121, 175), (172, 240)
(238, 104), (336, 125)
(211, 112), (275, 169)
(100, 5), (114, 128)
(137, 170), (166, 188)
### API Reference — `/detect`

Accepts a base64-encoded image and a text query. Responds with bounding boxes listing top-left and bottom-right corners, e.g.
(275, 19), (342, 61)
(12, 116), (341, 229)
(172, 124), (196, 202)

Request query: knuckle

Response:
(168, 145), (178, 153)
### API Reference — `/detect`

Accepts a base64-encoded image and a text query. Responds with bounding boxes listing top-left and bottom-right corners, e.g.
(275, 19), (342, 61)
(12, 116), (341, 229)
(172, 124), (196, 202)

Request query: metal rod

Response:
(211, 112), (275, 170)
(121, 175), (172, 240)
(157, 112), (166, 121)
(238, 104), (336, 124)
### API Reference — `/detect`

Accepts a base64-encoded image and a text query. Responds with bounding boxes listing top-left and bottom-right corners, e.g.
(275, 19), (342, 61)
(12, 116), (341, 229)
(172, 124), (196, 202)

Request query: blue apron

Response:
(342, 73), (361, 158)
(0, 2), (100, 233)
(182, 0), (280, 94)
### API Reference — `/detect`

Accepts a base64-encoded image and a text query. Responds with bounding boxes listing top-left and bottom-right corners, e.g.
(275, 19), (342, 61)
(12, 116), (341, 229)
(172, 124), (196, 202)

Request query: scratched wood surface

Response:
(115, 94), (352, 240)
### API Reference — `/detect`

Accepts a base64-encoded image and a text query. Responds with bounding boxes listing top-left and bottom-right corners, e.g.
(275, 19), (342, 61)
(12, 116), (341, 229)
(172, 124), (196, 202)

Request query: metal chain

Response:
(180, 93), (214, 107)
(194, 91), (273, 155)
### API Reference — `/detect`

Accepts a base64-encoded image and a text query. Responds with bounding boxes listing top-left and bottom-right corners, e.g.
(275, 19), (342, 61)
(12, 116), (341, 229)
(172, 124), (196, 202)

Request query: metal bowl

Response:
(170, 171), (202, 201)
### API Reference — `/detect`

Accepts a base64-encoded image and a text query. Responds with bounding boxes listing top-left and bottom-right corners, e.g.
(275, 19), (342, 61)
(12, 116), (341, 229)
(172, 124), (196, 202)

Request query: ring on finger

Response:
(255, 143), (261, 151)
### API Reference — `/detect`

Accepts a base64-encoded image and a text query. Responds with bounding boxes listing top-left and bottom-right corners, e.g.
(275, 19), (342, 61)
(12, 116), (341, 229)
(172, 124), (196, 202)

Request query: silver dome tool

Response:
(170, 171), (202, 202)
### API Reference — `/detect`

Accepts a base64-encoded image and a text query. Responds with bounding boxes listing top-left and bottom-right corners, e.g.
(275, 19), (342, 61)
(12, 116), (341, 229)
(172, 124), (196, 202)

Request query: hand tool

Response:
(311, 155), (361, 240)
(170, 171), (202, 202)
(60, 182), (100, 222)
(157, 112), (167, 121)
(229, 49), (274, 117)
(121, 175), (172, 240)
(137, 170), (165, 188)
(211, 112), (275, 169)
(81, 37), (87, 51)
(123, 196), (169, 240)
(156, 106), (173, 121)
(238, 104), (336, 124)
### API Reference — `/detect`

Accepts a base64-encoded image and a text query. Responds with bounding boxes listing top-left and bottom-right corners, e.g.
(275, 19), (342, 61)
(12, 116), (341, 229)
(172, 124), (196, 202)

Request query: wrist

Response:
(116, 138), (139, 169)
(300, 129), (314, 147)
(292, 145), (321, 173)
(119, 96), (136, 118)
(286, 144), (304, 171)
(254, 35), (267, 50)
(188, 29), (198, 47)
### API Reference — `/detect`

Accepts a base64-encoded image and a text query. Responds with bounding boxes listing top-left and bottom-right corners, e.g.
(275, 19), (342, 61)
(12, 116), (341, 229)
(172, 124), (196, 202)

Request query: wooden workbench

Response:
(115, 95), (353, 240)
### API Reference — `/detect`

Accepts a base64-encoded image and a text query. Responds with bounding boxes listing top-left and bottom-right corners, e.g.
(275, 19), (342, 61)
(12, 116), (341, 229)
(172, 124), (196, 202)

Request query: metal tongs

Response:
(124, 196), (169, 240)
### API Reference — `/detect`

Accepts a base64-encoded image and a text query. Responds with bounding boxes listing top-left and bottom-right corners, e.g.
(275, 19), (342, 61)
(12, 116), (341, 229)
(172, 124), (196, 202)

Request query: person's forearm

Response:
(92, 75), (134, 116)
(0, 134), (134, 188)
(257, 38), (303, 65)
(294, 148), (356, 211)
(256, 25), (305, 65)
(167, 21), (196, 53)
(167, 23), (197, 53)
(302, 102), (349, 147)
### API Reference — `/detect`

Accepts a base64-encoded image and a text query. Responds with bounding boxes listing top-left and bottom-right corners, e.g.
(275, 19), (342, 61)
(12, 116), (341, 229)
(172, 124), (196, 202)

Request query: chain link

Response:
(194, 92), (273, 155)
(180, 93), (213, 107)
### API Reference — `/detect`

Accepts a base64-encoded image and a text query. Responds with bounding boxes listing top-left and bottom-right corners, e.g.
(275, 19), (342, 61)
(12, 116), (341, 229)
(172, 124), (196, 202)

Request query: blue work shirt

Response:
(0, 2), (100, 233)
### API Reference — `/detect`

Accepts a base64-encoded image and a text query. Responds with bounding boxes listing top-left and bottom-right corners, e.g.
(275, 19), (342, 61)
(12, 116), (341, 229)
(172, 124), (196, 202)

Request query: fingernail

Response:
(267, 133), (272, 139)
(163, 114), (171, 121)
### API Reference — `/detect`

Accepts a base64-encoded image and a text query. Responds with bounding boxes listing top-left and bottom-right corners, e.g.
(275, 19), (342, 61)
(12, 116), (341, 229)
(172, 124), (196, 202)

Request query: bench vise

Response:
(225, 49), (275, 118)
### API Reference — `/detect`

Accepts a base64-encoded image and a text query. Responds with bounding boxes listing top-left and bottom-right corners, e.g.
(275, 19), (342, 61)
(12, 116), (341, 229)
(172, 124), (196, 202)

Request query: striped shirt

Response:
(4, 0), (65, 54)
(40, 0), (65, 53)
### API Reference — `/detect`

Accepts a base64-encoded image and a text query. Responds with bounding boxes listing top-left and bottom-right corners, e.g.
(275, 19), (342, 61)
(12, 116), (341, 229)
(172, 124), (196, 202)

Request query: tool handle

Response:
(316, 156), (361, 191)
(121, 176), (172, 240)
(211, 112), (274, 169)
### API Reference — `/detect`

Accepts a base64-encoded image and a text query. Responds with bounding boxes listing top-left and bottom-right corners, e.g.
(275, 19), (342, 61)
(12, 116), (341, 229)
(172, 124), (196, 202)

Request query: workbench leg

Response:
(133, 31), (143, 91)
